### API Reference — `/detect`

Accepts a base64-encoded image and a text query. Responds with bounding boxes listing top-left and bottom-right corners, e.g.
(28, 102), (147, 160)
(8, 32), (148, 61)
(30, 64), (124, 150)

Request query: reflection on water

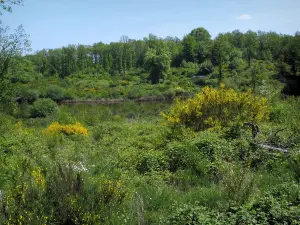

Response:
(60, 102), (171, 124)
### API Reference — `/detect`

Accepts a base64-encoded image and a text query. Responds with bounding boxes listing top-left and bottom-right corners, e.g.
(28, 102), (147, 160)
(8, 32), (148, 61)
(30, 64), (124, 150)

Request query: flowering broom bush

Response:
(45, 122), (88, 136)
(162, 85), (269, 131)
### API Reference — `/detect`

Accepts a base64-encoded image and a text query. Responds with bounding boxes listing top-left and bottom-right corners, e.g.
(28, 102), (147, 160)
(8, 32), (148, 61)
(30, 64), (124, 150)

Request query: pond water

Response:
(59, 101), (171, 125)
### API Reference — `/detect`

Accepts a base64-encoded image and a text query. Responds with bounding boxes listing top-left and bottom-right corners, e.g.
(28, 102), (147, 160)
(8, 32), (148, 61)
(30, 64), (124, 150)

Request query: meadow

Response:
(1, 4), (300, 223)
(1, 87), (300, 224)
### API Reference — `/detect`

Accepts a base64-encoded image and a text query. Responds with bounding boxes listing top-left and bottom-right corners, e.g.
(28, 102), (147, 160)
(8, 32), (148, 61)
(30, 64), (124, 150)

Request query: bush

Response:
(45, 85), (65, 102)
(199, 60), (214, 75)
(18, 88), (39, 103)
(164, 204), (233, 225)
(162, 86), (269, 131)
(136, 150), (168, 174)
(165, 141), (196, 172)
(30, 98), (58, 118)
(193, 132), (234, 162)
(289, 153), (300, 182)
(44, 122), (88, 136)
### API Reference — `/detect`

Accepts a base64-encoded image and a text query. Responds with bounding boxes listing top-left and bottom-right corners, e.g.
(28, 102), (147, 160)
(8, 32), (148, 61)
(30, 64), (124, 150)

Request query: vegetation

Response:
(1, 26), (299, 101)
(1, 1), (300, 224)
(162, 85), (269, 131)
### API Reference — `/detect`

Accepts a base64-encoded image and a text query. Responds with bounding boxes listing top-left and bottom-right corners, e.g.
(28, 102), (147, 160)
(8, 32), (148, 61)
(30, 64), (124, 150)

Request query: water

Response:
(59, 101), (171, 124)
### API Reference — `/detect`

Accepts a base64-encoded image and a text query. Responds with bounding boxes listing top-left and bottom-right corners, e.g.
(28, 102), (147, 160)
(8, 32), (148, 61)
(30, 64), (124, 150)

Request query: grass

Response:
(1, 95), (300, 224)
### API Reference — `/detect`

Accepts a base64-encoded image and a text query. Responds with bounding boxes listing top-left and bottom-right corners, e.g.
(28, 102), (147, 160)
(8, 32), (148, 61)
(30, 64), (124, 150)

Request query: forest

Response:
(1, 0), (300, 224)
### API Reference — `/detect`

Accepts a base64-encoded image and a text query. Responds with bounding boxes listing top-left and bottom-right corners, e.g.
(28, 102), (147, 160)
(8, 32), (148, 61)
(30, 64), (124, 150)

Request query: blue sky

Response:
(2, 0), (300, 51)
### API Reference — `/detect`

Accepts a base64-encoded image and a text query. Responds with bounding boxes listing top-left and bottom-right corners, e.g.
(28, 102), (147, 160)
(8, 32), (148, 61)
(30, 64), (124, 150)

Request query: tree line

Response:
(18, 28), (299, 84)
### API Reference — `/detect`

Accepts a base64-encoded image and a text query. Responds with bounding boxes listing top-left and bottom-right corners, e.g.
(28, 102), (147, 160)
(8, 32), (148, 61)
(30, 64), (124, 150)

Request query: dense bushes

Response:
(162, 86), (269, 131)
(18, 88), (39, 103)
(164, 183), (300, 224)
(45, 85), (74, 101)
(1, 95), (300, 224)
(30, 98), (58, 118)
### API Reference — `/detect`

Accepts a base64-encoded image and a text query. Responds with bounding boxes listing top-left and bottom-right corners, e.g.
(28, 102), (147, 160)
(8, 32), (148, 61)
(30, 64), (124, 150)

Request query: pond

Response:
(59, 101), (172, 125)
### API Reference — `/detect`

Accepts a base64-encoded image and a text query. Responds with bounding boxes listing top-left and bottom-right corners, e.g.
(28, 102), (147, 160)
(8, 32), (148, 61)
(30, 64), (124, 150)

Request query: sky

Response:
(2, 0), (300, 52)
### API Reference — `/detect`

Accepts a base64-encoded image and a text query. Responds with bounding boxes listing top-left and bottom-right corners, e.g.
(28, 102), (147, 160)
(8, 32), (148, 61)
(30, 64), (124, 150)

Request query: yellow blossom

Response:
(44, 122), (88, 136)
(162, 86), (269, 131)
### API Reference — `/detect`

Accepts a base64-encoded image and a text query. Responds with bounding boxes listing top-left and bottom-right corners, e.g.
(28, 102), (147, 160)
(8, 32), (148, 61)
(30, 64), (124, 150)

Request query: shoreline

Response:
(59, 96), (176, 104)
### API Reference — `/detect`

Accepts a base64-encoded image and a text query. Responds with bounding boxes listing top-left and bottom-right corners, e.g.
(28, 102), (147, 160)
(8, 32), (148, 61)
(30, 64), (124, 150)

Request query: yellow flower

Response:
(32, 167), (46, 191)
(162, 86), (269, 131)
(44, 122), (88, 136)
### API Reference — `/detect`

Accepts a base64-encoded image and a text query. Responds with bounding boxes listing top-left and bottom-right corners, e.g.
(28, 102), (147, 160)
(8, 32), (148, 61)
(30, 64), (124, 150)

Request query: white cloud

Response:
(236, 14), (252, 20)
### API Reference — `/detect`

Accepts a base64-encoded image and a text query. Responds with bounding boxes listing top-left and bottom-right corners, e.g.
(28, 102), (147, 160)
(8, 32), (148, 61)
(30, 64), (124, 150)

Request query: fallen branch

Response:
(256, 143), (289, 154)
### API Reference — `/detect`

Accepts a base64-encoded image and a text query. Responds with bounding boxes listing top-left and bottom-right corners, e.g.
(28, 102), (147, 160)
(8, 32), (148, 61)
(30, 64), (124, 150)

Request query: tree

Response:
(243, 30), (258, 68)
(287, 33), (300, 75)
(190, 27), (211, 42)
(181, 34), (197, 62)
(0, 0), (22, 14)
(211, 34), (231, 80)
(0, 22), (30, 100)
(181, 28), (212, 64)
(144, 44), (171, 84)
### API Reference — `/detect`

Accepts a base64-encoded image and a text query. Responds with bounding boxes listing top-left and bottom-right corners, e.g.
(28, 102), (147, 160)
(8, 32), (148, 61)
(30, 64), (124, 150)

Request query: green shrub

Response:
(18, 88), (39, 103)
(289, 153), (300, 182)
(45, 85), (65, 101)
(236, 183), (300, 224)
(136, 150), (168, 174)
(165, 141), (196, 172)
(199, 60), (214, 75)
(192, 132), (234, 162)
(219, 164), (256, 205)
(31, 98), (58, 118)
(163, 204), (233, 225)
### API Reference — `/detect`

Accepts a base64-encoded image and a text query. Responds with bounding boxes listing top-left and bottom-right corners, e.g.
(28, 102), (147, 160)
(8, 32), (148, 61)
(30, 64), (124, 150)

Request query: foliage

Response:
(162, 86), (269, 131)
(45, 122), (88, 136)
(0, 99), (300, 224)
(0, 0), (23, 14)
(18, 88), (39, 103)
(30, 98), (58, 118)
(0, 21), (30, 101)
(144, 44), (172, 84)
(1, 10), (300, 224)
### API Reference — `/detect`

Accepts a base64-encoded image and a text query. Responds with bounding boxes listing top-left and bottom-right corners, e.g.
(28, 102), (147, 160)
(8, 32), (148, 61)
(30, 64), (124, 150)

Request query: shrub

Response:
(236, 183), (300, 224)
(45, 122), (88, 136)
(162, 86), (269, 131)
(165, 141), (194, 172)
(192, 132), (234, 162)
(289, 153), (300, 182)
(136, 150), (168, 174)
(18, 88), (39, 103)
(219, 164), (256, 205)
(2, 165), (126, 225)
(45, 85), (65, 102)
(199, 60), (214, 75)
(30, 98), (58, 118)
(164, 204), (233, 225)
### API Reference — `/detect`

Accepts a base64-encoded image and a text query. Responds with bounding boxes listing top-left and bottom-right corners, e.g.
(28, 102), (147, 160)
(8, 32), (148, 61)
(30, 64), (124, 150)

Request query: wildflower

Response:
(32, 167), (46, 191)
(162, 86), (269, 131)
(44, 122), (88, 136)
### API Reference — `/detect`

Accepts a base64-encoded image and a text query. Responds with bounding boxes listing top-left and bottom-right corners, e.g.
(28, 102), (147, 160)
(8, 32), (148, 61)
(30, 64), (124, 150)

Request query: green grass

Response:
(1, 96), (300, 224)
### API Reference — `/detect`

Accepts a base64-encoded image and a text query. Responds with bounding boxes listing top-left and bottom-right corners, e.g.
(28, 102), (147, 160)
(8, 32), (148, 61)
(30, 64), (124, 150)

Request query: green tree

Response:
(181, 34), (197, 62)
(211, 34), (231, 80)
(0, 22), (30, 100)
(144, 44), (171, 84)
(287, 33), (300, 75)
(190, 27), (211, 42)
(243, 30), (258, 67)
